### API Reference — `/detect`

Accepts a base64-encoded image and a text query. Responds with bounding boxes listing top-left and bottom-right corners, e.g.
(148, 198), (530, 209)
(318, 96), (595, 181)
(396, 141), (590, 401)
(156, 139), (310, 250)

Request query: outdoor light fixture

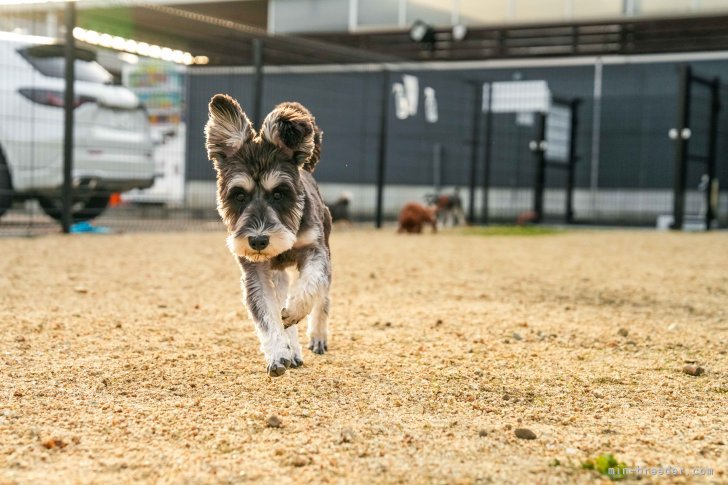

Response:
(0, 0), (75, 4)
(409, 19), (436, 47)
(452, 23), (468, 41)
(72, 27), (207, 65)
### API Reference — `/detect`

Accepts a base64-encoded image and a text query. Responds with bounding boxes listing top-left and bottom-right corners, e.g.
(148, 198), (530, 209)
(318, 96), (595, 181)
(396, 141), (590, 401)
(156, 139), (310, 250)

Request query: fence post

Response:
(481, 83), (493, 224)
(252, 38), (264, 125)
(61, 0), (76, 233)
(566, 99), (581, 224)
(467, 82), (482, 224)
(706, 76), (720, 230)
(375, 69), (389, 229)
(531, 112), (547, 222)
(671, 65), (691, 230)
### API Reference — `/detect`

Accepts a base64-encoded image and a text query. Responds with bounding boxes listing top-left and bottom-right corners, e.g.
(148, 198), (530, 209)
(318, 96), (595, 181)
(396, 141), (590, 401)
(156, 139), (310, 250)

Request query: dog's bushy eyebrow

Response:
(225, 173), (255, 193)
(260, 169), (295, 192)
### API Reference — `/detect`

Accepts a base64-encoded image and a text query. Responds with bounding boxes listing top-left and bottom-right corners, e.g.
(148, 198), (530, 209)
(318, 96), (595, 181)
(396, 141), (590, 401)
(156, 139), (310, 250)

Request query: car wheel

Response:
(38, 193), (111, 223)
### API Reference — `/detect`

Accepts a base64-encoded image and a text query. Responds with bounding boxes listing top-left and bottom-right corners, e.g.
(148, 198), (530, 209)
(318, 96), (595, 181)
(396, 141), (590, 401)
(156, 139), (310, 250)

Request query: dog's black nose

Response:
(248, 235), (270, 251)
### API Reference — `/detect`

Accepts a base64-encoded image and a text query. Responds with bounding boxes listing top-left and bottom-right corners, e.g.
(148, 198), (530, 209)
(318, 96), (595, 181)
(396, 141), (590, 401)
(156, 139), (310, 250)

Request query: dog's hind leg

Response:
(307, 293), (330, 355)
(241, 260), (292, 377)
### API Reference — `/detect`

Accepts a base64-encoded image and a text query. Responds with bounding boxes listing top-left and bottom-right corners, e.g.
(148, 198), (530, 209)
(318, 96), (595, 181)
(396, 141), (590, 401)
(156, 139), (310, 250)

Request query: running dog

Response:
(205, 94), (332, 377)
(397, 202), (438, 233)
(426, 190), (466, 227)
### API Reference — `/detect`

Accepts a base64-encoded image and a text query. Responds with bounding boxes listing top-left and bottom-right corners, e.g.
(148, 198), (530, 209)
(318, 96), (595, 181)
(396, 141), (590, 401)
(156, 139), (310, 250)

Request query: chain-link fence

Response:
(1, 1), (727, 236)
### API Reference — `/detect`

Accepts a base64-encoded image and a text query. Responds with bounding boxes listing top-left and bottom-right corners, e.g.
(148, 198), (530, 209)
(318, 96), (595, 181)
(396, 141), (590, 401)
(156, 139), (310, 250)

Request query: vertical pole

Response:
(61, 1), (76, 234)
(672, 66), (691, 230)
(532, 112), (547, 223)
(375, 69), (389, 229)
(566, 99), (581, 224)
(467, 82), (482, 224)
(432, 143), (442, 193)
(252, 38), (264, 125)
(481, 83), (493, 224)
(706, 76), (720, 230)
(590, 59), (603, 220)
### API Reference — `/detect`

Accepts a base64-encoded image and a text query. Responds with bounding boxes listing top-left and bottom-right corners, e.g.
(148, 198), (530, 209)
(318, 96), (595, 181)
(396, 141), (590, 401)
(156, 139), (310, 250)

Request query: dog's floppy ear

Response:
(260, 102), (323, 172)
(205, 94), (255, 162)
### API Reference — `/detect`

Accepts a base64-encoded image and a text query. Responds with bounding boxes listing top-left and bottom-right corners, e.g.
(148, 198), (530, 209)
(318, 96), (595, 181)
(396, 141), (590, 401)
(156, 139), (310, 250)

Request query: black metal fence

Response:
(1, 1), (727, 237)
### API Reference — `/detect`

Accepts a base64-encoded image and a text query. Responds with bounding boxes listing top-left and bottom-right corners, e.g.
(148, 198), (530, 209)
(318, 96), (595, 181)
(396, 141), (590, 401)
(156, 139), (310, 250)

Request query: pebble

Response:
(511, 332), (523, 341)
(266, 415), (282, 428)
(340, 428), (355, 443)
(41, 437), (67, 449)
(514, 428), (537, 440)
(617, 328), (629, 337)
(74, 287), (88, 294)
(291, 455), (308, 467)
(478, 430), (488, 437)
(683, 365), (704, 376)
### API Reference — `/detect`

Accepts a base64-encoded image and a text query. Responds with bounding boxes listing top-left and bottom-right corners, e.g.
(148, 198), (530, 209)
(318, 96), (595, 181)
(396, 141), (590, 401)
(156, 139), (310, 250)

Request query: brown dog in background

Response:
(398, 202), (437, 234)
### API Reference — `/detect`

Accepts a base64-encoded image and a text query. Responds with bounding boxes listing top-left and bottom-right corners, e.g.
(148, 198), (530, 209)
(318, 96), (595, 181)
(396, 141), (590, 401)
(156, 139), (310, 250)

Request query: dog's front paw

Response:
(267, 356), (291, 377)
(308, 337), (327, 355)
(281, 308), (303, 328)
(264, 341), (293, 377)
(289, 355), (304, 368)
(285, 326), (304, 368)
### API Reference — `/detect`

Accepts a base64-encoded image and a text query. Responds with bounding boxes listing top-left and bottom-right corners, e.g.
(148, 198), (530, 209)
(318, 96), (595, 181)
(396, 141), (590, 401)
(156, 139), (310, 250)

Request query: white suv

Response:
(0, 33), (155, 222)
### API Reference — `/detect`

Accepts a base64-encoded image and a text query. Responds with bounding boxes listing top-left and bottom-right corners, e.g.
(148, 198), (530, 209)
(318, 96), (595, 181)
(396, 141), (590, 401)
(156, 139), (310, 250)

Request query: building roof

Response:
(5, 1), (728, 66)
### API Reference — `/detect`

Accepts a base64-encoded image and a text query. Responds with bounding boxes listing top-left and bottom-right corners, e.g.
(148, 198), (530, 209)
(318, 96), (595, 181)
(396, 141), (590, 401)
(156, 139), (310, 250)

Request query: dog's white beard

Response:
(227, 229), (297, 262)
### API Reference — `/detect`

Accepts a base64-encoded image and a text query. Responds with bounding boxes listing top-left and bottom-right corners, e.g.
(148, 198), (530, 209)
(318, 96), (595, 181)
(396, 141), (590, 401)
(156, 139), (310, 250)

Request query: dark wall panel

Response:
(187, 59), (728, 193)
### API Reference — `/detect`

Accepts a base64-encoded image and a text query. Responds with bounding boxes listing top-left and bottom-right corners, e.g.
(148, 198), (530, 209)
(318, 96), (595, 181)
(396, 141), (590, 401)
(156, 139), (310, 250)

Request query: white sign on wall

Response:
(392, 74), (422, 120)
(545, 104), (571, 162)
(424, 87), (438, 123)
(483, 80), (551, 114)
(392, 82), (409, 120)
(402, 74), (419, 116)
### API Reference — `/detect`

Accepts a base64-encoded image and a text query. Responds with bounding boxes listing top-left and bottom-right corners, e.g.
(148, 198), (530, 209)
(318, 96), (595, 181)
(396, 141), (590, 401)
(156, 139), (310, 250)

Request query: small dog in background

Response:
(426, 189), (466, 227)
(398, 202), (438, 234)
(327, 191), (352, 226)
(516, 210), (539, 225)
(205, 94), (332, 377)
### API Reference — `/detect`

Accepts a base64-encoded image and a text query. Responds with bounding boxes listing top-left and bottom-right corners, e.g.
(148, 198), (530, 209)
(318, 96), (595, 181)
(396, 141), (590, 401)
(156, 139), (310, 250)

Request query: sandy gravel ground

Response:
(1, 228), (726, 484)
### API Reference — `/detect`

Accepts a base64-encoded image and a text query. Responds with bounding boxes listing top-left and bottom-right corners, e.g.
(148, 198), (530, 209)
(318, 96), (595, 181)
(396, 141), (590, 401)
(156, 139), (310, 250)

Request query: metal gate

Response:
(530, 97), (580, 223)
(476, 81), (580, 225)
(670, 66), (721, 230)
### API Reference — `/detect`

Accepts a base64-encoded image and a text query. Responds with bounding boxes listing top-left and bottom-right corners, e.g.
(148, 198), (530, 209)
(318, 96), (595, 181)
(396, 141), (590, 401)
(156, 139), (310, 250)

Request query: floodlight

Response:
(452, 24), (468, 41)
(409, 19), (436, 46)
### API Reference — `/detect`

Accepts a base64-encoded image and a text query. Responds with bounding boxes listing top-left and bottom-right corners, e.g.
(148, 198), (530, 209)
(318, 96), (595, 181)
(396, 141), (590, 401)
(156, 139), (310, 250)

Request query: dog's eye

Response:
(230, 190), (247, 203)
(272, 192), (283, 201)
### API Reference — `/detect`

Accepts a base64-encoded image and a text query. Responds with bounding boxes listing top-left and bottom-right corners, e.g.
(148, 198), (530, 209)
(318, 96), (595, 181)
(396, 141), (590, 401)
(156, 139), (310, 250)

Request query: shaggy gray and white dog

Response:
(205, 94), (332, 377)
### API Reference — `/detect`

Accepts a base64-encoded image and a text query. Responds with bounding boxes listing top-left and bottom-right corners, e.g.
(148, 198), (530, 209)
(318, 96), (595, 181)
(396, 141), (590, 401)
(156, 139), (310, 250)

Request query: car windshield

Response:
(18, 44), (113, 84)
